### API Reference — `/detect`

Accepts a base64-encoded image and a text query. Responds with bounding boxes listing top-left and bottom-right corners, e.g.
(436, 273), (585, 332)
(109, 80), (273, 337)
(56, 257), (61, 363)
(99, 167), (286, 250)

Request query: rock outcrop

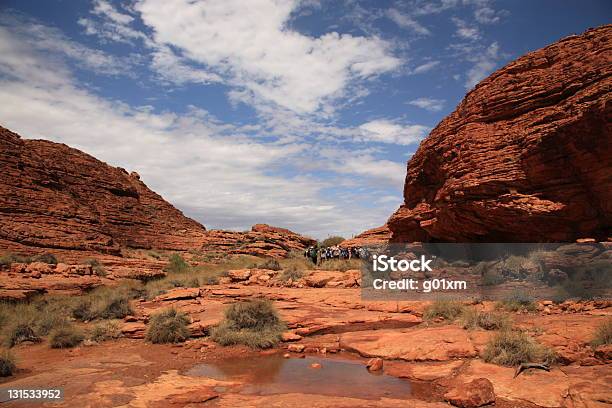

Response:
(0, 126), (207, 254)
(340, 225), (391, 248)
(389, 25), (611, 242)
(0, 127), (316, 259)
(201, 224), (316, 258)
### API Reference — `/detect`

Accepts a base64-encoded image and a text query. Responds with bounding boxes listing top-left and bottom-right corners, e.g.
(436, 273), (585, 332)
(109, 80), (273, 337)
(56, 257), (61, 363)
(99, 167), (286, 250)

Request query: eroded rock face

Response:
(0, 126), (207, 254)
(0, 127), (316, 259)
(340, 225), (391, 248)
(389, 25), (612, 243)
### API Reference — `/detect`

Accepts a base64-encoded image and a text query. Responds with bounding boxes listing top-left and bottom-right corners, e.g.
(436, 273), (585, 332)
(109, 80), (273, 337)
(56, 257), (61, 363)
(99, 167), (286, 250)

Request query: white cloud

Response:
(0, 14), (407, 238)
(386, 8), (430, 35)
(465, 41), (500, 88)
(132, 0), (400, 115)
(0, 14), (128, 78)
(452, 17), (481, 41)
(408, 97), (445, 112)
(412, 60), (440, 74)
(359, 119), (429, 145)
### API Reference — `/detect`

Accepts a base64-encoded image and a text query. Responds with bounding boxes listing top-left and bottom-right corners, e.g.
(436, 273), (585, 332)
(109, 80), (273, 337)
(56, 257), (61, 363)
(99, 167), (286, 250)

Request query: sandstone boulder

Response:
(444, 378), (495, 408)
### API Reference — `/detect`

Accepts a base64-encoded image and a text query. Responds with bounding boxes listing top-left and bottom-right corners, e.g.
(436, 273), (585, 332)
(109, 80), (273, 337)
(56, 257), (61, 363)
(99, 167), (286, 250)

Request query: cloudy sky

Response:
(0, 0), (609, 239)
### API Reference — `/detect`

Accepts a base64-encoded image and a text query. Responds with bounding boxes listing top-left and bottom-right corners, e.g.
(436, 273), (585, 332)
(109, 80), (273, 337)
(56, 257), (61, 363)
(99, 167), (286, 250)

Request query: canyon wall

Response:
(389, 25), (611, 242)
(0, 126), (208, 254)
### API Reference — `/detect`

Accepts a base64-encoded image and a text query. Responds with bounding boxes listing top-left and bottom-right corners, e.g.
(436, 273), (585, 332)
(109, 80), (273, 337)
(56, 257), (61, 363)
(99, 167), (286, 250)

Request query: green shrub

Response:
(146, 308), (190, 344)
(320, 236), (345, 247)
(210, 299), (285, 348)
(483, 330), (556, 366)
(49, 324), (84, 349)
(165, 254), (190, 274)
(423, 299), (465, 321)
(496, 289), (537, 312)
(591, 318), (612, 347)
(461, 308), (511, 330)
(90, 320), (122, 342)
(0, 349), (16, 376)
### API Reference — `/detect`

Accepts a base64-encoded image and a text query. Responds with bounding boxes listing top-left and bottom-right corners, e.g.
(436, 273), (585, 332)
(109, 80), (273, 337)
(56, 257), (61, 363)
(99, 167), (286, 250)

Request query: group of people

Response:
(303, 245), (370, 265)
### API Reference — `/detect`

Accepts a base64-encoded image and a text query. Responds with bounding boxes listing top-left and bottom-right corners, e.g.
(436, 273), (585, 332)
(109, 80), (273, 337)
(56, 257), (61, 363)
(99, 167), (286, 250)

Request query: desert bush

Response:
(33, 253), (58, 264)
(49, 324), (84, 348)
(90, 320), (122, 342)
(255, 258), (282, 271)
(280, 265), (304, 282)
(461, 308), (511, 330)
(0, 253), (32, 267)
(423, 299), (465, 321)
(4, 321), (40, 347)
(210, 299), (285, 348)
(483, 329), (556, 366)
(0, 349), (16, 376)
(165, 253), (190, 274)
(496, 289), (537, 312)
(72, 289), (133, 321)
(146, 308), (190, 344)
(82, 258), (106, 277)
(591, 318), (612, 346)
(321, 236), (345, 247)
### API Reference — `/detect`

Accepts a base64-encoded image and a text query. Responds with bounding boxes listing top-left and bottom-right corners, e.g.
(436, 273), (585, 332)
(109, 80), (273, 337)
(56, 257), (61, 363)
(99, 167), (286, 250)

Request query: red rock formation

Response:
(201, 224), (316, 258)
(0, 126), (208, 254)
(0, 126), (316, 260)
(340, 225), (391, 247)
(389, 25), (612, 242)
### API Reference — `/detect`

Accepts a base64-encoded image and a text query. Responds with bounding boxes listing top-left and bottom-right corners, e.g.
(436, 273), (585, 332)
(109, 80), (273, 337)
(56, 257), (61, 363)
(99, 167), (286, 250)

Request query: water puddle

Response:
(186, 354), (412, 400)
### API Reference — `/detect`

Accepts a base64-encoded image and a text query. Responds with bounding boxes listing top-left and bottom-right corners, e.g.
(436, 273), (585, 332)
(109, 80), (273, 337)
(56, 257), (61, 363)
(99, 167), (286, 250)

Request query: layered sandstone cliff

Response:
(0, 126), (209, 254)
(340, 225), (391, 248)
(389, 25), (612, 242)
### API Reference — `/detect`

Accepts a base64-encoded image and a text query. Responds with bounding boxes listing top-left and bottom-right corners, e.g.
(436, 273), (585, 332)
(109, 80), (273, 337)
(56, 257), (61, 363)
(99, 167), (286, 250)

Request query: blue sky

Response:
(0, 0), (609, 239)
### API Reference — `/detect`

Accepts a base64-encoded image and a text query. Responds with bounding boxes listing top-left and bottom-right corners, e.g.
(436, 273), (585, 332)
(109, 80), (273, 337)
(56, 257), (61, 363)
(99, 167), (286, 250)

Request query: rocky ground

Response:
(1, 257), (610, 408)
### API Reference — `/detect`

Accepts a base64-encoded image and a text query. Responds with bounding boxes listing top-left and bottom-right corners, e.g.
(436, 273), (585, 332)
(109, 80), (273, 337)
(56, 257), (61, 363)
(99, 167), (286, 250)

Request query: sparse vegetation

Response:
(483, 329), (556, 366)
(72, 287), (133, 321)
(83, 258), (106, 277)
(423, 299), (465, 321)
(33, 253), (58, 264)
(591, 318), (612, 347)
(461, 308), (511, 330)
(4, 320), (40, 347)
(146, 308), (190, 344)
(0, 252), (32, 267)
(496, 289), (537, 312)
(211, 299), (285, 348)
(165, 253), (190, 274)
(280, 265), (304, 282)
(0, 349), (16, 376)
(49, 324), (84, 348)
(254, 258), (282, 271)
(89, 320), (122, 342)
(320, 236), (345, 247)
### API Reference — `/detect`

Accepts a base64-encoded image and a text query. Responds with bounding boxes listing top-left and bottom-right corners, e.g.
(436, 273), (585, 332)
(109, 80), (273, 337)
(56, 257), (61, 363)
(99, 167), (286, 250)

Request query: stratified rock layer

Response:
(0, 126), (208, 254)
(340, 225), (391, 248)
(389, 25), (612, 242)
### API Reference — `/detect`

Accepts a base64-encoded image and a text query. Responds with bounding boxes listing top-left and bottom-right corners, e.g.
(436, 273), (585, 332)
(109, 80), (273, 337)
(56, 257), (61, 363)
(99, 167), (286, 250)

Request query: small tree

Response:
(321, 236), (345, 247)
